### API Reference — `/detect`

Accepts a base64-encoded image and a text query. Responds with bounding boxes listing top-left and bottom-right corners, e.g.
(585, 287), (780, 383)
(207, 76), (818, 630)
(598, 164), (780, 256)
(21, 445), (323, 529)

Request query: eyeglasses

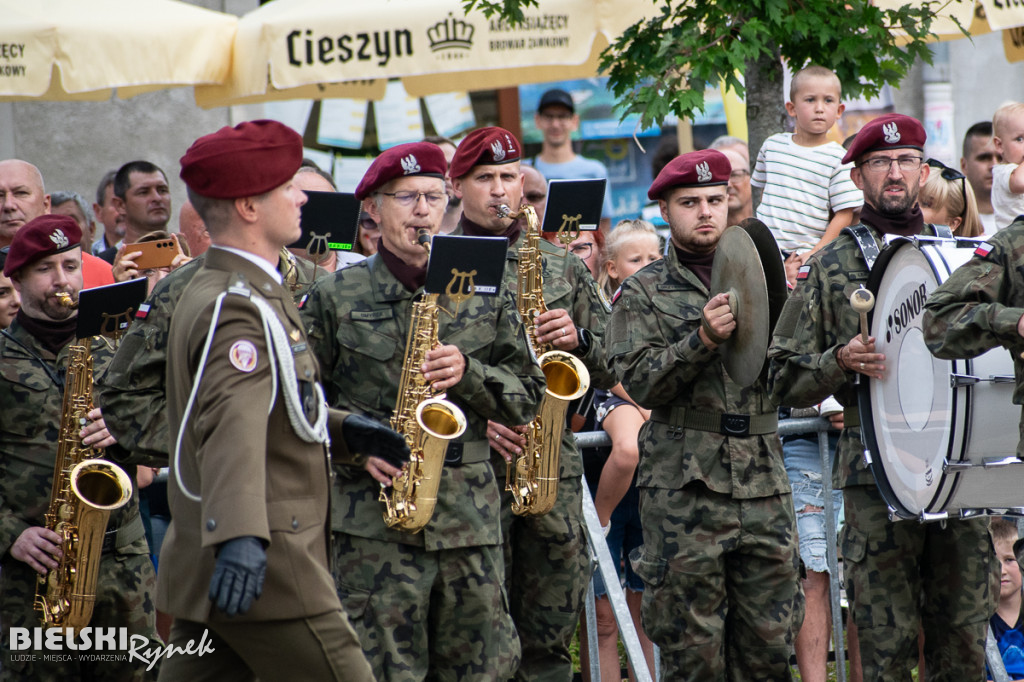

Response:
(569, 242), (594, 259)
(359, 218), (380, 232)
(926, 157), (968, 219)
(729, 170), (750, 181)
(538, 112), (573, 123)
(859, 156), (924, 173)
(378, 191), (447, 207)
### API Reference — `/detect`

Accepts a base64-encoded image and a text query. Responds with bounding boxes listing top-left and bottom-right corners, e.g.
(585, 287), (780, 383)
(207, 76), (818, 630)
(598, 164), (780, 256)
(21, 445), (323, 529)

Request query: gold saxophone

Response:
(380, 231), (468, 532)
(499, 204), (589, 516)
(35, 293), (133, 632)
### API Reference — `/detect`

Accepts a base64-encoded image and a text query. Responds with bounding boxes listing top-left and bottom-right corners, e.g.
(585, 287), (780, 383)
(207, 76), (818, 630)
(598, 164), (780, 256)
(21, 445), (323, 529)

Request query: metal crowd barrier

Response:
(574, 418), (1012, 682)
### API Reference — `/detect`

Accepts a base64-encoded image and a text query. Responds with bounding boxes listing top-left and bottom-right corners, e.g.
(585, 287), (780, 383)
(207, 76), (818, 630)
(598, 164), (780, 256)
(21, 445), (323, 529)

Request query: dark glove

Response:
(342, 414), (410, 469)
(209, 536), (266, 616)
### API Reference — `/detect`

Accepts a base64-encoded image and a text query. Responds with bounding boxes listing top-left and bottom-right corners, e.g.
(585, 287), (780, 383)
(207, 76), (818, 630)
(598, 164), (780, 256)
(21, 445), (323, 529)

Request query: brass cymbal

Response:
(709, 219), (787, 387)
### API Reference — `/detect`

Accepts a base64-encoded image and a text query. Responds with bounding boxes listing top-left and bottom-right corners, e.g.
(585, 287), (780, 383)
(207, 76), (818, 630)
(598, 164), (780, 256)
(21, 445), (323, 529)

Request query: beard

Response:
(870, 181), (918, 215)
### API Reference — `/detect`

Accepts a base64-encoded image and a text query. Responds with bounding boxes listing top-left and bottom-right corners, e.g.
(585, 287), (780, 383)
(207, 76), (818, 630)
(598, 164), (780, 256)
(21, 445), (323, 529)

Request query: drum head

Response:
(858, 239), (961, 519)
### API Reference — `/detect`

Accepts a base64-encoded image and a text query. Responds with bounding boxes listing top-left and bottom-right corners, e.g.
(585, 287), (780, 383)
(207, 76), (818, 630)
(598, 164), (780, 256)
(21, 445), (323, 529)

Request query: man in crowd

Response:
(51, 191), (97, 248)
(101, 161), (171, 274)
(522, 165), (549, 224)
(301, 141), (545, 680)
(0, 159), (51, 249)
(770, 113), (996, 679)
(529, 89), (613, 232)
(717, 146), (753, 226)
(0, 159), (114, 289)
(451, 126), (616, 681)
(961, 121), (1001, 235)
(607, 149), (800, 679)
(290, 163), (364, 272)
(0, 215), (160, 680)
(91, 170), (125, 255)
(157, 119), (393, 681)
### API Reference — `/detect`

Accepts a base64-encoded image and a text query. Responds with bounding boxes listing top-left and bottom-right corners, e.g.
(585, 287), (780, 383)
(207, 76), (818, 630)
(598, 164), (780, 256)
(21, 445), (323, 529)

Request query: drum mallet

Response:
(850, 287), (875, 344)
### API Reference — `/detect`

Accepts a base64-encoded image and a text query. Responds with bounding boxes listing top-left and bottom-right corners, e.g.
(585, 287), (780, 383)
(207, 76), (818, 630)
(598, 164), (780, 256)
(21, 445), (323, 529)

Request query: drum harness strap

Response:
(839, 223), (955, 432)
(173, 276), (329, 503)
(650, 405), (778, 438)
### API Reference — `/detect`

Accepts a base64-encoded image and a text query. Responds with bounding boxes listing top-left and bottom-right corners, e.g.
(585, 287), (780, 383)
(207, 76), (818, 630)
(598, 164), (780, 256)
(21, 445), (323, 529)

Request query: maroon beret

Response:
(4, 214), (82, 277)
(648, 149), (730, 200)
(354, 142), (448, 200)
(449, 127), (522, 179)
(842, 113), (926, 165)
(180, 119), (303, 199)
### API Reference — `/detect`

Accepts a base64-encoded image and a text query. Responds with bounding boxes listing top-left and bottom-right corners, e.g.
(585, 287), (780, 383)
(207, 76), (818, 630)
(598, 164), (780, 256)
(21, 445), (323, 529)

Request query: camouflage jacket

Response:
(923, 218), (1024, 406)
(0, 320), (140, 558)
(606, 245), (788, 499)
(301, 253), (545, 550)
(97, 250), (323, 467)
(769, 223), (944, 487)
(454, 222), (616, 478)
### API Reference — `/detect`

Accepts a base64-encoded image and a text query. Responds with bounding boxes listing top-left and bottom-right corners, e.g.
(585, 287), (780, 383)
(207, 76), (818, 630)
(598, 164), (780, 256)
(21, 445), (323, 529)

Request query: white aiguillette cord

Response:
(173, 281), (328, 502)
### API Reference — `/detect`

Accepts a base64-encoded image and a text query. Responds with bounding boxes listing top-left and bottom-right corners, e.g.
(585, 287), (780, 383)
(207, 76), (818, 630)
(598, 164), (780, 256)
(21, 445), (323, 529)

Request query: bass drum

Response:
(859, 238), (1020, 520)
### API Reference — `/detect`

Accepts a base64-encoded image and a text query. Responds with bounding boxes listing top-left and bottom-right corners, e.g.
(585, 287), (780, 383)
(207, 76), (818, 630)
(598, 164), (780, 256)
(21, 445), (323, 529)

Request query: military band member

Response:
(158, 120), (390, 681)
(0, 215), (160, 681)
(923, 216), (1024, 444)
(99, 188), (328, 470)
(301, 142), (545, 680)
(449, 127), (616, 681)
(606, 150), (800, 680)
(769, 114), (997, 680)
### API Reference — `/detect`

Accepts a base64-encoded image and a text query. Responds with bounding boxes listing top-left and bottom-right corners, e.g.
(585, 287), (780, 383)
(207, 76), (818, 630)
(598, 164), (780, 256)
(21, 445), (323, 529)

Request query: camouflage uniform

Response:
(769, 224), (997, 681)
(607, 245), (800, 681)
(301, 253), (545, 681)
(923, 218), (1024, 415)
(97, 250), (322, 467)
(456, 224), (616, 682)
(0, 321), (160, 682)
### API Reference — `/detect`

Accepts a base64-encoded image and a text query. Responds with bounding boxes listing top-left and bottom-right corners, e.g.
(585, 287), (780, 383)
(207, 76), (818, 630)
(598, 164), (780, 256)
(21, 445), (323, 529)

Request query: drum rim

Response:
(858, 238), (962, 520)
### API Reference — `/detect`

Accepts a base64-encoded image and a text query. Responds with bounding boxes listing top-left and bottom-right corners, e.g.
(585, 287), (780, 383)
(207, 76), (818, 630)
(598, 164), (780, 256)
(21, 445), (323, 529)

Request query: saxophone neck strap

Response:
(842, 224), (880, 271)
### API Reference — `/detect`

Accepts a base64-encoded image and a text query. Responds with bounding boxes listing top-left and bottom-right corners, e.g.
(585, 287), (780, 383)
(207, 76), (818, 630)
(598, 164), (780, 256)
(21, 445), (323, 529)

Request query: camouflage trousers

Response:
(500, 475), (591, 682)
(631, 485), (802, 682)
(841, 484), (997, 682)
(333, 533), (520, 681)
(1, 546), (161, 682)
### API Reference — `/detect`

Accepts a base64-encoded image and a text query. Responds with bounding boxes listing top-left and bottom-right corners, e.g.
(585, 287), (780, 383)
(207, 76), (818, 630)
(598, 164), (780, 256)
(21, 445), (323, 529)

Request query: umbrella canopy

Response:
(194, 0), (649, 108)
(884, 0), (1024, 62)
(0, 0), (237, 101)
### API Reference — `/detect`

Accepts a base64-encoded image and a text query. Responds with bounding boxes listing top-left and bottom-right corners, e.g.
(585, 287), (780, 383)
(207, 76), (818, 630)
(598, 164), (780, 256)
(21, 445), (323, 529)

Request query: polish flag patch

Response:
(974, 242), (993, 257)
(796, 265), (811, 281)
(135, 303), (151, 320)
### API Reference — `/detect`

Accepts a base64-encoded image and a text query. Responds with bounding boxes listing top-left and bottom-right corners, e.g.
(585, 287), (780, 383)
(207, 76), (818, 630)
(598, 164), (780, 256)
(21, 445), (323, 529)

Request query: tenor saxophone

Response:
(499, 204), (589, 516)
(380, 231), (468, 532)
(35, 293), (133, 632)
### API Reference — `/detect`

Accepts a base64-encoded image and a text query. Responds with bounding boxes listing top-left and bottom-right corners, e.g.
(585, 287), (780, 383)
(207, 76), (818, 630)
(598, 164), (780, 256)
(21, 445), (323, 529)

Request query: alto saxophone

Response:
(35, 293), (133, 632)
(499, 204), (589, 516)
(380, 230), (468, 532)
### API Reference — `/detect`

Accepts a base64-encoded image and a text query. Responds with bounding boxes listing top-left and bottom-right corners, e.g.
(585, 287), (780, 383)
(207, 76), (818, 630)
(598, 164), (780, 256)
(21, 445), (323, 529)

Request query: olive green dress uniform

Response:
(0, 322), (160, 682)
(301, 252), (545, 681)
(454, 223), (616, 682)
(157, 248), (372, 682)
(97, 250), (323, 468)
(606, 245), (800, 681)
(769, 224), (997, 681)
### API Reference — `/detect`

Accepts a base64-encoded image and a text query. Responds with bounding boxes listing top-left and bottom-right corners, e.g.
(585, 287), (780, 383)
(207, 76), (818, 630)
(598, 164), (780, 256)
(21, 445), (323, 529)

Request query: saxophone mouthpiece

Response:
(55, 292), (78, 309)
(496, 204), (513, 219)
(417, 228), (432, 253)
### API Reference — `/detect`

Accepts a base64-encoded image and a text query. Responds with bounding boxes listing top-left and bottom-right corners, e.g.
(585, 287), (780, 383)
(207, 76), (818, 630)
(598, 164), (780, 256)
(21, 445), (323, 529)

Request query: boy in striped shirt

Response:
(752, 65), (862, 276)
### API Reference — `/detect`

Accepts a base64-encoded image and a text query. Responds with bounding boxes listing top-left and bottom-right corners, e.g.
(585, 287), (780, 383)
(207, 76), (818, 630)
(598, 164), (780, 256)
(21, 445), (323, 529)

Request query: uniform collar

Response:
(664, 242), (711, 294)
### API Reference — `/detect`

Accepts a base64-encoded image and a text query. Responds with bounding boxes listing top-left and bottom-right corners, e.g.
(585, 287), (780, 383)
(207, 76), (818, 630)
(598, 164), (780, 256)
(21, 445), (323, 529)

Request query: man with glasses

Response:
(529, 88), (613, 233)
(770, 114), (997, 680)
(301, 141), (545, 680)
(451, 126), (616, 681)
